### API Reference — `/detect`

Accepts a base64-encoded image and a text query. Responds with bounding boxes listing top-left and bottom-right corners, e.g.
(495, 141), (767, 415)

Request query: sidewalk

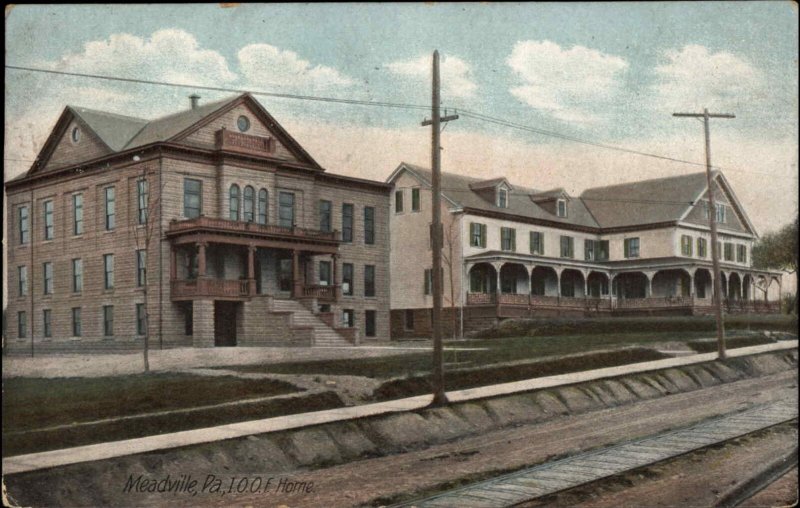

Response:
(4, 341), (796, 475)
(2, 342), (485, 379)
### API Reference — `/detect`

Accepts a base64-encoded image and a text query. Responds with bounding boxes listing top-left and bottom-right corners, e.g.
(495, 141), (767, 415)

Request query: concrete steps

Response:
(272, 299), (352, 347)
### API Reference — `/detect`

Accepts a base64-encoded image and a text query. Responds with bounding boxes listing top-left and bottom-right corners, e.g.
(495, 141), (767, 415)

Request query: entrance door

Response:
(214, 301), (237, 346)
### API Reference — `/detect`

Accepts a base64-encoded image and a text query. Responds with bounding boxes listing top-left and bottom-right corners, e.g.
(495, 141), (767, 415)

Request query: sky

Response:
(4, 2), (798, 240)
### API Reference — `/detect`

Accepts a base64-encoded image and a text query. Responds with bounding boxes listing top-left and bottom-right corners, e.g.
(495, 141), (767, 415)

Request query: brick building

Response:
(5, 93), (390, 352)
(388, 163), (783, 338)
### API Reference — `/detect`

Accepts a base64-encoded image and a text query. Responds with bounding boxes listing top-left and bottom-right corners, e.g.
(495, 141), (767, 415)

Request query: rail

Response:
(466, 292), (780, 313)
(215, 128), (274, 155)
(302, 284), (340, 301)
(171, 278), (251, 299)
(168, 216), (339, 242)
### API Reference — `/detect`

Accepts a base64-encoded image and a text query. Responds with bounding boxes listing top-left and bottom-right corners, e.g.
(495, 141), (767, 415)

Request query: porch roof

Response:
(463, 252), (782, 277)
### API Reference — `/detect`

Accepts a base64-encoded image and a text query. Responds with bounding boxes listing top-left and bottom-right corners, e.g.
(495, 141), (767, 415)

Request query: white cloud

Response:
(506, 40), (629, 124)
(238, 44), (354, 89)
(653, 45), (763, 110)
(385, 54), (477, 99)
(43, 29), (237, 87)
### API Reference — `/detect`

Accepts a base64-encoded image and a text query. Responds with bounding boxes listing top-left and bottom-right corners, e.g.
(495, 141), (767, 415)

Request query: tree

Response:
(441, 215), (460, 340)
(131, 165), (165, 372)
(752, 218), (798, 313)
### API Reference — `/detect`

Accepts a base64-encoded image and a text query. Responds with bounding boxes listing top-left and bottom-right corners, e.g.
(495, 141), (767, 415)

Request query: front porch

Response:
(465, 260), (783, 317)
(167, 216), (342, 303)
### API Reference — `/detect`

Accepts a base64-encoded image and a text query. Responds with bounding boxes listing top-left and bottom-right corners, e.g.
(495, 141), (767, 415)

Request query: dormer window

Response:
(497, 189), (508, 208)
(557, 199), (567, 218)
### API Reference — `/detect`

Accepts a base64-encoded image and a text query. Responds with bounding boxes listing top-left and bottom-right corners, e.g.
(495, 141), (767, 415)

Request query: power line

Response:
(454, 109), (788, 178)
(5, 64), (430, 112)
(5, 64), (791, 178)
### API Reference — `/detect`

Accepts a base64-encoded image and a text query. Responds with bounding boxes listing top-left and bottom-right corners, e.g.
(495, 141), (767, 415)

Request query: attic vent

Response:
(189, 94), (201, 110)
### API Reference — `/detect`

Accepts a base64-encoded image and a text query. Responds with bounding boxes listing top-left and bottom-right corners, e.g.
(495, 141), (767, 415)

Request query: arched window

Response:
(243, 186), (255, 222)
(229, 184), (240, 220)
(258, 188), (268, 224)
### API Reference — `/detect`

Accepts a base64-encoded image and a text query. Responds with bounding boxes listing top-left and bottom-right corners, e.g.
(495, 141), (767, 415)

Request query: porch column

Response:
(247, 245), (256, 296)
(688, 270), (695, 297)
(644, 271), (655, 297)
(581, 269), (589, 297)
(492, 262), (503, 295)
(170, 247), (177, 280)
(332, 253), (341, 300)
(197, 242), (208, 278)
(292, 249), (302, 298)
(555, 267), (563, 297)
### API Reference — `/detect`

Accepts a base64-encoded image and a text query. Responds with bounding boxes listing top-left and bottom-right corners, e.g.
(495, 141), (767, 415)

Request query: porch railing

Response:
(466, 292), (781, 313)
(216, 128), (274, 155)
(168, 216), (339, 241)
(171, 278), (251, 300)
(302, 284), (340, 302)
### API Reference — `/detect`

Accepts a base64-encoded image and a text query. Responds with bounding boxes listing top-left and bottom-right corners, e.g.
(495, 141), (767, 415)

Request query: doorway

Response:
(214, 301), (238, 346)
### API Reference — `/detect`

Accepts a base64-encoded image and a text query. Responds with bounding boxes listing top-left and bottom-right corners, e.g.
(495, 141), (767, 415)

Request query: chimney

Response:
(189, 94), (200, 110)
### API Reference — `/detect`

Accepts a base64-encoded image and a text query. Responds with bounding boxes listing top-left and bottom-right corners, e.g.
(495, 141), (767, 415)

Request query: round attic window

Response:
(237, 115), (250, 132)
(71, 126), (81, 143)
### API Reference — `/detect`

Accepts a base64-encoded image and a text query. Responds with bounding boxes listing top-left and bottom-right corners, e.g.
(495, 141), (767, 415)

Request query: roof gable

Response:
(24, 94), (323, 178)
(681, 172), (756, 236)
(162, 94), (322, 169)
(33, 108), (116, 173)
(531, 188), (570, 202)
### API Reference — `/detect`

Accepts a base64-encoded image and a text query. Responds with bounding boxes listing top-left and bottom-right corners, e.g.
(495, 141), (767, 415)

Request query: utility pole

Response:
(673, 108), (735, 360)
(422, 50), (458, 406)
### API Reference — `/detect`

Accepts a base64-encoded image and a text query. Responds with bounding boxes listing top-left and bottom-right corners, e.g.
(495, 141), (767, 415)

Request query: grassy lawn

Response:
(229, 330), (760, 379)
(2, 373), (300, 433)
(2, 373), (348, 457)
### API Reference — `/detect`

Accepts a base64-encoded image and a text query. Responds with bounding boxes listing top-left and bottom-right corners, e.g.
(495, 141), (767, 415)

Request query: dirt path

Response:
(116, 370), (797, 508)
(1, 343), (443, 379)
(186, 367), (382, 404)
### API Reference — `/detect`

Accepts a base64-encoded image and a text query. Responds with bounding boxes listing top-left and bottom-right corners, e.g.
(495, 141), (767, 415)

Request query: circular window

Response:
(237, 115), (250, 132)
(71, 126), (81, 143)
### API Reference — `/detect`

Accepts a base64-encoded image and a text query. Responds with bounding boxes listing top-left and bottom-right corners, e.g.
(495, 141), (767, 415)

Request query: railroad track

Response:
(395, 399), (798, 508)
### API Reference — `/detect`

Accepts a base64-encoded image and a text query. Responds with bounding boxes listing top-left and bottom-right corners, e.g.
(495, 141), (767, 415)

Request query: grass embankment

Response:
(230, 330), (767, 379)
(373, 347), (671, 401)
(477, 315), (798, 339)
(2, 373), (343, 457)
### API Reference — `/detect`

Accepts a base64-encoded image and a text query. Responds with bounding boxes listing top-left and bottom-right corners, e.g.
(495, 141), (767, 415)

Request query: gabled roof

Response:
(389, 162), (600, 228)
(122, 96), (236, 149)
(388, 163), (756, 233)
(580, 171), (709, 229)
(469, 177), (513, 191)
(70, 107), (149, 151)
(29, 93), (322, 175)
(531, 188), (569, 202)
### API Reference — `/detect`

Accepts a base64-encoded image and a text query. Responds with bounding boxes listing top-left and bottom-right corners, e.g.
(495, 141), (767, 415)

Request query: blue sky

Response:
(4, 3), (798, 234)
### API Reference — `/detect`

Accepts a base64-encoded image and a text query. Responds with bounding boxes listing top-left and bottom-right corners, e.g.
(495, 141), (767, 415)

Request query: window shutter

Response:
(624, 239), (629, 258)
(510, 229), (516, 251)
(481, 224), (487, 247)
